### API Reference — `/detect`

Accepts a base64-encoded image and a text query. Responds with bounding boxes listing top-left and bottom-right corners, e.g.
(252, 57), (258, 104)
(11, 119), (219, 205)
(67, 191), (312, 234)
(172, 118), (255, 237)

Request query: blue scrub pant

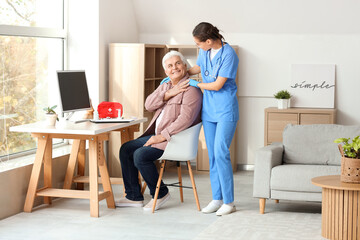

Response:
(203, 120), (237, 204)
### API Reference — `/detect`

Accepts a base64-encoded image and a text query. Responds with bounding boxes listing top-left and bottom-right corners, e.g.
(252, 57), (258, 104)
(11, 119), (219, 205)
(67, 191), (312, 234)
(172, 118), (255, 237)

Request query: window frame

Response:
(0, 0), (68, 162)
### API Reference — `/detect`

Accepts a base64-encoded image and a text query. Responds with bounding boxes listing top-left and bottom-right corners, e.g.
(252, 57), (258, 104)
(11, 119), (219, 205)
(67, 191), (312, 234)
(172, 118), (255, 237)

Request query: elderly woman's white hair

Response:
(162, 51), (190, 70)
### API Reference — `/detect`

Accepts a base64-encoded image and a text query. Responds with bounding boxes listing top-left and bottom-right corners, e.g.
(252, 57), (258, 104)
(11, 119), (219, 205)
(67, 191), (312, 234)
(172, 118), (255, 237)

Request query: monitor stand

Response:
(65, 111), (90, 124)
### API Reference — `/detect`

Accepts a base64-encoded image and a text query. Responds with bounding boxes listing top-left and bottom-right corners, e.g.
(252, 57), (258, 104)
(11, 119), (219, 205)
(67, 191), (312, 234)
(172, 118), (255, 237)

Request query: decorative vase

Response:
(45, 114), (58, 126)
(277, 99), (290, 109)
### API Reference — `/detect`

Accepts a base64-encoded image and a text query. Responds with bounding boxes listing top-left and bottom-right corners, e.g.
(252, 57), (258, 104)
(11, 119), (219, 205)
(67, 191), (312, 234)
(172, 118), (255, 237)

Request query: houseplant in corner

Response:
(274, 90), (291, 109)
(334, 136), (360, 183)
(43, 105), (59, 126)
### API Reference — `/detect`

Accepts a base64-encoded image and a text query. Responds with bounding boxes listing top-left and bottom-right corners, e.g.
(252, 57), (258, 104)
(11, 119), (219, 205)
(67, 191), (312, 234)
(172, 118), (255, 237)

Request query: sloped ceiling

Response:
(131, 0), (360, 34)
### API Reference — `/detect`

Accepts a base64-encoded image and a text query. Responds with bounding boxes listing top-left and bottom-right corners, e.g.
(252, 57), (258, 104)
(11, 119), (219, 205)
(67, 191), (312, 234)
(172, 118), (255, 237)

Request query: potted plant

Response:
(334, 136), (360, 183)
(43, 105), (59, 126)
(274, 90), (291, 109)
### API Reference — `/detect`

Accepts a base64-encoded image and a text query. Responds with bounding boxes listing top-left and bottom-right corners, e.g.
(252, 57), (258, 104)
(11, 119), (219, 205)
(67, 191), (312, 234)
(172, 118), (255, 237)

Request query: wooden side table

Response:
(312, 175), (360, 240)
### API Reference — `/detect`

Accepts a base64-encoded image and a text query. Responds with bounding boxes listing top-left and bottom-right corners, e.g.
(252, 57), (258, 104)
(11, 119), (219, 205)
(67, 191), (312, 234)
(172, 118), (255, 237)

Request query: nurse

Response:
(188, 22), (239, 216)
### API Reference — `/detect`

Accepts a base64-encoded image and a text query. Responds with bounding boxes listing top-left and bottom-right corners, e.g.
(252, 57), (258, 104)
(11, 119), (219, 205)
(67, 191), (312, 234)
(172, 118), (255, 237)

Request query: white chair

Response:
(151, 122), (203, 213)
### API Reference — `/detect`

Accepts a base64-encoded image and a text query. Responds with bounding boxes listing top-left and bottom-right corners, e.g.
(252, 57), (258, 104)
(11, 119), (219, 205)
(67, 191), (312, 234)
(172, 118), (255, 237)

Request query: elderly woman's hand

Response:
(164, 80), (189, 101)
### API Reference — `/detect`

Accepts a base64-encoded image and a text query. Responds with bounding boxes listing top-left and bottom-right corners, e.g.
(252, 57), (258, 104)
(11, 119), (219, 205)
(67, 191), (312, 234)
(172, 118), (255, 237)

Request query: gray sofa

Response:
(253, 124), (360, 214)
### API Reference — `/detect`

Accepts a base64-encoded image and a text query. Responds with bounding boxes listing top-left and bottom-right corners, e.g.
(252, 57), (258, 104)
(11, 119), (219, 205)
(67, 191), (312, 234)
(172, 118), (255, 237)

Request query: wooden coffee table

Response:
(312, 175), (360, 240)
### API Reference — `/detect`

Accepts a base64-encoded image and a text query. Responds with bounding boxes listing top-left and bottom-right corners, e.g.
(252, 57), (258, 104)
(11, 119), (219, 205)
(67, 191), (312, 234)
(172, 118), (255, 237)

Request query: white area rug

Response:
(195, 210), (324, 240)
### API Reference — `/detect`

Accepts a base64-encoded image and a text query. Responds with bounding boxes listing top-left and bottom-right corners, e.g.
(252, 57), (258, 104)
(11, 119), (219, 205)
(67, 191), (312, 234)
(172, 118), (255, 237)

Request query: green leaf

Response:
(334, 138), (349, 143)
(274, 90), (291, 99)
(343, 145), (351, 150)
(354, 144), (359, 152)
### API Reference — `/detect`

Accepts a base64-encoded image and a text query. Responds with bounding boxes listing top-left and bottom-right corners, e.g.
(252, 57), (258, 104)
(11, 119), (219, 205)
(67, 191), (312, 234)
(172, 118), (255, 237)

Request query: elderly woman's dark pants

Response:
(119, 135), (169, 201)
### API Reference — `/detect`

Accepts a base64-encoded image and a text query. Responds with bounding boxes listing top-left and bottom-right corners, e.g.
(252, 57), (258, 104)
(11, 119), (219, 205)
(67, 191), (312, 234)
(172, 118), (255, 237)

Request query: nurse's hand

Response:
(189, 79), (200, 88)
(160, 77), (170, 85)
(144, 134), (166, 146)
(164, 80), (189, 101)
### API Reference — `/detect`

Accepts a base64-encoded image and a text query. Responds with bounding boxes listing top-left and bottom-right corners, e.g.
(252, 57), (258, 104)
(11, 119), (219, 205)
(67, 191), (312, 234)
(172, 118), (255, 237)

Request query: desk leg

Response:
(63, 140), (81, 189)
(43, 137), (52, 204)
(120, 125), (139, 144)
(24, 135), (50, 212)
(89, 137), (99, 217)
(98, 140), (115, 209)
(77, 140), (86, 190)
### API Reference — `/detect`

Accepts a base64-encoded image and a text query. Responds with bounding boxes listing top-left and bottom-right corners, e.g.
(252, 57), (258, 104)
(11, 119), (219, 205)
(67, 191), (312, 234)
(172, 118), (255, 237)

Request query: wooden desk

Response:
(10, 118), (146, 217)
(312, 175), (360, 240)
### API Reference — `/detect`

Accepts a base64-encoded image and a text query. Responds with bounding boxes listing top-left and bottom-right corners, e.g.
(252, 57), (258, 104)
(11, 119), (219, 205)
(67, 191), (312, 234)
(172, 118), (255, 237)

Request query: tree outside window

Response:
(0, 0), (64, 159)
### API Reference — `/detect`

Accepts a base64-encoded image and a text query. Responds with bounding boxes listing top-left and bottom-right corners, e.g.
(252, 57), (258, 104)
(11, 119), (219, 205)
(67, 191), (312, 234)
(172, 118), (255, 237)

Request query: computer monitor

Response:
(57, 70), (91, 114)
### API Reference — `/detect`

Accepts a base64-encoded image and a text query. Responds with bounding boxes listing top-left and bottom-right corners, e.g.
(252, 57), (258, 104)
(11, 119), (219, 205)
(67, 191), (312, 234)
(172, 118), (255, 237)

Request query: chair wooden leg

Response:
(275, 199), (279, 203)
(259, 198), (266, 214)
(187, 161), (200, 211)
(138, 172), (142, 186)
(177, 162), (184, 203)
(152, 161), (166, 213)
(140, 171), (147, 195)
(141, 181), (147, 195)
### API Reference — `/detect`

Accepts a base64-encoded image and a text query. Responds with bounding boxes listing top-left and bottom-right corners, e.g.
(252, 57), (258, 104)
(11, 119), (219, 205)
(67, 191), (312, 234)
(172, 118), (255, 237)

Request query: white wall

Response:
(99, 0), (139, 102)
(0, 155), (69, 220)
(133, 0), (360, 166)
(68, 0), (138, 107)
(68, 0), (100, 106)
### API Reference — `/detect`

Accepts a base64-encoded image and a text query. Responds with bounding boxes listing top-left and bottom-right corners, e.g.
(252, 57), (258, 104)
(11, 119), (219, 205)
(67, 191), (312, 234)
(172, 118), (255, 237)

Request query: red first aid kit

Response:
(97, 101), (123, 119)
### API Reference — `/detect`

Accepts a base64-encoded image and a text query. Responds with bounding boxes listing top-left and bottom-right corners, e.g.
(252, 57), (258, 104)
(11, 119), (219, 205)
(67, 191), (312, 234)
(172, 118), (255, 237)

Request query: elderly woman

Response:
(116, 51), (202, 211)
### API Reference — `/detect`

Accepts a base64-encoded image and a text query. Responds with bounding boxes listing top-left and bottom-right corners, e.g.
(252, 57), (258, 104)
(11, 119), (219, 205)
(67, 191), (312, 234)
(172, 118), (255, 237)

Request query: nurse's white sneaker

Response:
(216, 204), (236, 216)
(201, 200), (223, 214)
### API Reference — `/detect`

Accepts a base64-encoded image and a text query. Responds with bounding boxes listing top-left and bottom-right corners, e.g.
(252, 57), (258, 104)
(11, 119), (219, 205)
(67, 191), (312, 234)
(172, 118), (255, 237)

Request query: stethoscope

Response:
(204, 40), (225, 80)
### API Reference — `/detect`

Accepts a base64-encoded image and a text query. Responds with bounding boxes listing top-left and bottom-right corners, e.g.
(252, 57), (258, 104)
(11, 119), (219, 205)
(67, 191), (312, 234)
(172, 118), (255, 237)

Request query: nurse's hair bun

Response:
(192, 22), (225, 42)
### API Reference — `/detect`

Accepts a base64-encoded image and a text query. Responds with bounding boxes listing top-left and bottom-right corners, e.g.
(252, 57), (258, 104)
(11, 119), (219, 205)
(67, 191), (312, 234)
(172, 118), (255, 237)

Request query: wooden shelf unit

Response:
(264, 107), (337, 146)
(109, 43), (238, 173)
(166, 45), (202, 81)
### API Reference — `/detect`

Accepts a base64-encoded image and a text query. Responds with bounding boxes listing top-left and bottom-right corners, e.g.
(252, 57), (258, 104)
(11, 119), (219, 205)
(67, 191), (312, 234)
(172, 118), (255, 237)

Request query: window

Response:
(0, 0), (66, 160)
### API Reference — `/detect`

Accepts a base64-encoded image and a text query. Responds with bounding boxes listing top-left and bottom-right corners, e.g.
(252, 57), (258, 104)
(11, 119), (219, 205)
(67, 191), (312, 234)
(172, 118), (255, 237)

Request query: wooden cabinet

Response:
(109, 43), (238, 174)
(264, 107), (336, 146)
(108, 43), (166, 176)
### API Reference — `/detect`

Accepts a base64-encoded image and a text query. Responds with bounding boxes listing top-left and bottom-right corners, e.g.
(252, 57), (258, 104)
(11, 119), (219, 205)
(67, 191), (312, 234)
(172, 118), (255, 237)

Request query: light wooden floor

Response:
(0, 171), (322, 240)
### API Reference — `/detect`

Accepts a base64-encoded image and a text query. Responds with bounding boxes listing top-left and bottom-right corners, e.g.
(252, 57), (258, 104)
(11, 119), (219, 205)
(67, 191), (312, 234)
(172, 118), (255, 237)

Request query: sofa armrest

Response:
(253, 142), (284, 199)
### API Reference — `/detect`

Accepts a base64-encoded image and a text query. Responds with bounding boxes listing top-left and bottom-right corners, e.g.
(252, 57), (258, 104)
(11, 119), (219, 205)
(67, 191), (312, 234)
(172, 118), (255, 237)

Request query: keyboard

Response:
(90, 118), (134, 123)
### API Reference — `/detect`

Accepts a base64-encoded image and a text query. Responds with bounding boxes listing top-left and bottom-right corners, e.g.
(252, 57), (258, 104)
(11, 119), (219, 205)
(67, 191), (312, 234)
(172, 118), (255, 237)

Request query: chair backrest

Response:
(160, 122), (202, 161)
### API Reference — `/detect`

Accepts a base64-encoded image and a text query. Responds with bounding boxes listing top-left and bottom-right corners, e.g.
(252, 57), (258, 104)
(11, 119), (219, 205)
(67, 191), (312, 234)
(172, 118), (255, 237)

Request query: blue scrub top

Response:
(196, 44), (239, 122)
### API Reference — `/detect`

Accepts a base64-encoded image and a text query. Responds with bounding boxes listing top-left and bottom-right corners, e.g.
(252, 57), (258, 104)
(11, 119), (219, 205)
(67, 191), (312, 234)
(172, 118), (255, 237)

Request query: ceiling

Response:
(131, 0), (360, 34)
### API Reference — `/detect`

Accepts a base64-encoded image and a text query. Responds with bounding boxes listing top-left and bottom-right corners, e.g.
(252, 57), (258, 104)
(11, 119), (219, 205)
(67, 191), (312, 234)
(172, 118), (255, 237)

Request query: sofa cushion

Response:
(283, 124), (360, 165)
(271, 164), (341, 193)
